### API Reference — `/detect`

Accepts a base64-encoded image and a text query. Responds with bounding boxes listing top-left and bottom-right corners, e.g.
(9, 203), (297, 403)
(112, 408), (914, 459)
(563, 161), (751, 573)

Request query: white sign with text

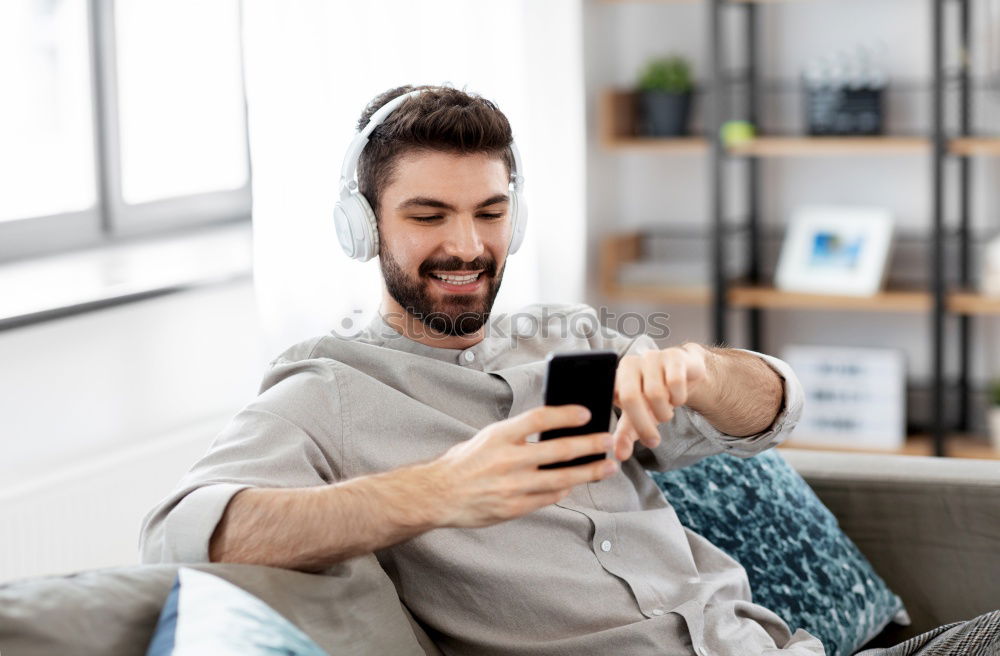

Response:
(782, 345), (906, 449)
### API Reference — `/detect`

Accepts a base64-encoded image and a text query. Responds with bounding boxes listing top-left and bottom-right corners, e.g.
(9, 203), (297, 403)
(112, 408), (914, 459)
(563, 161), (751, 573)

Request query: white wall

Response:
(0, 281), (269, 579)
(583, 0), (1000, 401)
(0, 280), (267, 486)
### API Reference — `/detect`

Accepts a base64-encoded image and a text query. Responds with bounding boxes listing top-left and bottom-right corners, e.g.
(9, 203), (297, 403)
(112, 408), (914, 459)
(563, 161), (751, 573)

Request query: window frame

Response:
(0, 0), (251, 265)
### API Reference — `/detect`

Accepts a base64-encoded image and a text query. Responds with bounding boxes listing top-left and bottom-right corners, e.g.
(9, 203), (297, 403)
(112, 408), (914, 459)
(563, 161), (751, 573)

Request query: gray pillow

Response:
(0, 556), (433, 656)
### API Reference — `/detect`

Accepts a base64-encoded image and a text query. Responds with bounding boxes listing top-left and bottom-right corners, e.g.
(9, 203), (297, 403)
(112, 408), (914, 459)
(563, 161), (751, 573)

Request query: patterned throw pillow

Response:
(146, 568), (327, 656)
(648, 449), (906, 656)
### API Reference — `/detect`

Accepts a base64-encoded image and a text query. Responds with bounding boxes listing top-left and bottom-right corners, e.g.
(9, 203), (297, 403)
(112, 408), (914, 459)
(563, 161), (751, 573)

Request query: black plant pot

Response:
(638, 91), (692, 137)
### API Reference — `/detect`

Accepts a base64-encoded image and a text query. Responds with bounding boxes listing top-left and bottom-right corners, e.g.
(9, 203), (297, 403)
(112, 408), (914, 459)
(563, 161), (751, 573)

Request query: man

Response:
(140, 84), (823, 654)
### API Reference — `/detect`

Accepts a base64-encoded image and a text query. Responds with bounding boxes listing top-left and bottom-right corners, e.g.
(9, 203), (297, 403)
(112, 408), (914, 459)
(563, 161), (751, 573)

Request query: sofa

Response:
(778, 449), (1000, 648)
(1, 450), (998, 655)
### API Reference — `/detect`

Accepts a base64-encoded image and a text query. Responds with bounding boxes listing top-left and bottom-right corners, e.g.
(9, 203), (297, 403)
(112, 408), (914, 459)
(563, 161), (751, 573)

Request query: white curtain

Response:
(241, 0), (587, 356)
(243, 0), (585, 353)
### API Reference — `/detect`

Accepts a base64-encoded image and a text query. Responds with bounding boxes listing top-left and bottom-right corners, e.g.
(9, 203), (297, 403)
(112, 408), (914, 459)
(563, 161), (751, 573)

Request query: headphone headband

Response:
(339, 90), (422, 192)
(340, 90), (523, 196)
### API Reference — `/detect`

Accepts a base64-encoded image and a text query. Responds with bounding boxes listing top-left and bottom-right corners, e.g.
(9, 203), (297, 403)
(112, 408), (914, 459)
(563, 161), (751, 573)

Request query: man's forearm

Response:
(209, 461), (445, 572)
(685, 346), (783, 437)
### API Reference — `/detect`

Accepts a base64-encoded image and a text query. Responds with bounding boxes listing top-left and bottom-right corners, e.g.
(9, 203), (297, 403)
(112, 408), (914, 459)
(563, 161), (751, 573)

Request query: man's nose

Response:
(442, 216), (485, 261)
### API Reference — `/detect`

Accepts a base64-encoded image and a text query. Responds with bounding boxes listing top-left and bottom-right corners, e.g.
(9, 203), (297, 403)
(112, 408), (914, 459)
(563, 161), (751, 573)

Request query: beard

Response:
(379, 244), (505, 338)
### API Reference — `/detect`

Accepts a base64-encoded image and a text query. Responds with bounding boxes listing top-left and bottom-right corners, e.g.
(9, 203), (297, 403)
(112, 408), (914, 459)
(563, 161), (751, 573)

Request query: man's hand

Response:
(429, 405), (619, 528)
(611, 343), (712, 461)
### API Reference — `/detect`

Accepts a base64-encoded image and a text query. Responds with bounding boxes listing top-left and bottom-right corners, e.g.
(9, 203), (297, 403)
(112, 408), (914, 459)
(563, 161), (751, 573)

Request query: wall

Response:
(0, 280), (268, 580)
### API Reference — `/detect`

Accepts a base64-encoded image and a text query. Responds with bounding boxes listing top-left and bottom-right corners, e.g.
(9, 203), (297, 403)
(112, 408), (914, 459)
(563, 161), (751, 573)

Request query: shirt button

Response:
(651, 608), (665, 616)
(600, 540), (612, 552)
(463, 351), (475, 362)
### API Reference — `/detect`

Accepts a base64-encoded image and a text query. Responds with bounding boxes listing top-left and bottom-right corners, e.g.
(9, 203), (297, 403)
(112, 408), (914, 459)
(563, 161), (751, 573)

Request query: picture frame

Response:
(775, 206), (894, 296)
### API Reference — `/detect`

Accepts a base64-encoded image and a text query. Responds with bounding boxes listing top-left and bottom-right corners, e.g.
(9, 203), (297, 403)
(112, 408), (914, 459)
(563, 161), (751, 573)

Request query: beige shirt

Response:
(140, 303), (825, 656)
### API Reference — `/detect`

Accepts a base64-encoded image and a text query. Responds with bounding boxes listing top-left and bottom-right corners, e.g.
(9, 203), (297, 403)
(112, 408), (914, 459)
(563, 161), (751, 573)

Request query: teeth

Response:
(433, 272), (480, 284)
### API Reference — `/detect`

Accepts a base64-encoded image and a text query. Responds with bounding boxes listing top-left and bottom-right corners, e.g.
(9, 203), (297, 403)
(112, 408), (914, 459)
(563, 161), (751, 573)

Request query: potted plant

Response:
(988, 380), (1000, 451)
(636, 55), (694, 137)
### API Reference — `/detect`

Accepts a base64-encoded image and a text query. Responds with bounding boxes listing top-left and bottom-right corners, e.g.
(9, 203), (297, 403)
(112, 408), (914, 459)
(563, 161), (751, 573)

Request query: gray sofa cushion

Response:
(782, 450), (1000, 642)
(0, 555), (435, 656)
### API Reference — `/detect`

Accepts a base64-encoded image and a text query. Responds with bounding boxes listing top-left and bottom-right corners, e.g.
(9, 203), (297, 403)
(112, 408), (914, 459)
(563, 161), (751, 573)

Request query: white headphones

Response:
(333, 89), (527, 262)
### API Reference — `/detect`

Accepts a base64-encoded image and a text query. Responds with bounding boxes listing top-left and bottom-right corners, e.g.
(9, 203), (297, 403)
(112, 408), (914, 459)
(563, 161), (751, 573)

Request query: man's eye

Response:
(411, 215), (443, 222)
(479, 213), (504, 220)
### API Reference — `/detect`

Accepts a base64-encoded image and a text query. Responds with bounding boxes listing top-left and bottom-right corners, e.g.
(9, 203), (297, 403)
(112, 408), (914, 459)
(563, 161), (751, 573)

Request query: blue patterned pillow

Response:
(648, 449), (906, 656)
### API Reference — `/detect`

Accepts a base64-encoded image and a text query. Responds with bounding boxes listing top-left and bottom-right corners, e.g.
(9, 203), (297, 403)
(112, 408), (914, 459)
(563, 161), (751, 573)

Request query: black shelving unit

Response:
(707, 0), (972, 458)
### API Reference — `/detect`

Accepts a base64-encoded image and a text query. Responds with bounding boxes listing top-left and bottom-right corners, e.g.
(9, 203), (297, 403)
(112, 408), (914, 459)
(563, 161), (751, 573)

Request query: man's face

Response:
(377, 150), (513, 338)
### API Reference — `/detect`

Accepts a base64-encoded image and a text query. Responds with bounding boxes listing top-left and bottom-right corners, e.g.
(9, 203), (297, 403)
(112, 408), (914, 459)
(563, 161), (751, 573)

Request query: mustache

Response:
(419, 256), (497, 277)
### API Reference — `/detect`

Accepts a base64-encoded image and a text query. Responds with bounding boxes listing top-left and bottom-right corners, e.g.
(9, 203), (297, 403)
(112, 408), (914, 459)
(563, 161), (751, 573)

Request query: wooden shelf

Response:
(606, 280), (1000, 315)
(599, 90), (708, 154)
(603, 135), (1000, 157)
(603, 136), (709, 153)
(599, 233), (710, 305)
(949, 137), (1000, 156)
(603, 279), (934, 313)
(601, 132), (1000, 157)
(779, 434), (1000, 460)
(600, 234), (1000, 316)
(729, 285), (931, 312)
(727, 136), (930, 157)
(600, 88), (1000, 158)
(948, 290), (1000, 315)
(606, 283), (711, 305)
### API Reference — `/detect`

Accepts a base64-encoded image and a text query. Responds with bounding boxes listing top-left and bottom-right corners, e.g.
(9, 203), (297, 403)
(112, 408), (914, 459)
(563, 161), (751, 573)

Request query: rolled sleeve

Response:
(143, 482), (254, 563)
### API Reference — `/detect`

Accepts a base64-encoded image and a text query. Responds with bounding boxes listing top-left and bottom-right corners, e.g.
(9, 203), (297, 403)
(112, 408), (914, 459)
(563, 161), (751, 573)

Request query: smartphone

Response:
(538, 350), (618, 469)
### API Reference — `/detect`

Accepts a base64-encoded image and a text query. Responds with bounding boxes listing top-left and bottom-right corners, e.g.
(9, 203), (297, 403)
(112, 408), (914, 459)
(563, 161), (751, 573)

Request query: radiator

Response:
(0, 418), (223, 584)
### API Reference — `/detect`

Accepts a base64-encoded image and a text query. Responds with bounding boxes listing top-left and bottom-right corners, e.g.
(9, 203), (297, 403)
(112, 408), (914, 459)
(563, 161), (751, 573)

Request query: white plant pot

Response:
(988, 406), (1000, 452)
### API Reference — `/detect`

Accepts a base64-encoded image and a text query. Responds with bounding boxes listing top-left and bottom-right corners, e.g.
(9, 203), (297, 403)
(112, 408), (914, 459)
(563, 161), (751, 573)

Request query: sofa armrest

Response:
(781, 449), (1000, 636)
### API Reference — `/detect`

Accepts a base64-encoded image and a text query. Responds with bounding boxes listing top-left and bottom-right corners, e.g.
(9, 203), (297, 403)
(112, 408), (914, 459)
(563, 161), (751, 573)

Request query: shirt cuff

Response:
(160, 482), (254, 563)
(684, 349), (804, 456)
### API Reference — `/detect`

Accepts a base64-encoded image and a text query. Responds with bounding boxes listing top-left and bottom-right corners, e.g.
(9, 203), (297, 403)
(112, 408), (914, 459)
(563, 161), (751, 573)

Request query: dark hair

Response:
(355, 84), (515, 219)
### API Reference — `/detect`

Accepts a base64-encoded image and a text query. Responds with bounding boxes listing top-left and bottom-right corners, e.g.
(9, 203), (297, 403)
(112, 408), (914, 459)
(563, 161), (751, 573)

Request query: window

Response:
(0, 0), (250, 262)
(0, 1), (95, 223)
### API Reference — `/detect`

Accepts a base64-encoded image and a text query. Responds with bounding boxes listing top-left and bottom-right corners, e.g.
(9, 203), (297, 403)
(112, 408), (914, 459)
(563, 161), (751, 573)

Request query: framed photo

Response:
(775, 206), (894, 296)
(781, 345), (906, 450)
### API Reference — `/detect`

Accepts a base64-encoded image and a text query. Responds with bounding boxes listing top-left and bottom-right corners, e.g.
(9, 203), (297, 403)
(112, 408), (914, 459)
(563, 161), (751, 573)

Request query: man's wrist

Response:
(682, 342), (720, 413)
(395, 460), (454, 531)
(683, 347), (785, 437)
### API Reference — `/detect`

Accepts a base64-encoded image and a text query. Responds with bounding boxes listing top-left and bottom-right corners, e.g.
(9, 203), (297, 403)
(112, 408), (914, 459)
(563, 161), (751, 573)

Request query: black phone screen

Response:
(538, 350), (618, 469)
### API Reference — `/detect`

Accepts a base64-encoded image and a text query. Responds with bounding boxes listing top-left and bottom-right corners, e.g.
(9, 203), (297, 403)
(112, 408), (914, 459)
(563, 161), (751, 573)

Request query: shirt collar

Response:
(360, 311), (468, 364)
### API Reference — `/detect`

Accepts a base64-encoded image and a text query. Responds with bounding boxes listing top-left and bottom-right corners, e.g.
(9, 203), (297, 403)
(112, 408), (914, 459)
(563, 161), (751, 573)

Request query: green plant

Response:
(637, 55), (693, 94)
(990, 379), (1000, 407)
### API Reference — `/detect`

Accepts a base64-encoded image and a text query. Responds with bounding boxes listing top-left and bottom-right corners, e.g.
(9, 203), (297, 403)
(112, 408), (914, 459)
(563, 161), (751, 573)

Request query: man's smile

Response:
(428, 270), (485, 293)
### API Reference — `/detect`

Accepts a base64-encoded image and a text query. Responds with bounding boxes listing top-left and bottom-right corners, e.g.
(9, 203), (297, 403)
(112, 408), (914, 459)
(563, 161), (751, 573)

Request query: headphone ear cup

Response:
(357, 193), (379, 260)
(507, 190), (528, 254)
(333, 192), (379, 261)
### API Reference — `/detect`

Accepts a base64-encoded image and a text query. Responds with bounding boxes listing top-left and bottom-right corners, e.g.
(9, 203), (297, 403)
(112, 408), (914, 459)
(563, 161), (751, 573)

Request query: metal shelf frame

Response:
(708, 0), (971, 458)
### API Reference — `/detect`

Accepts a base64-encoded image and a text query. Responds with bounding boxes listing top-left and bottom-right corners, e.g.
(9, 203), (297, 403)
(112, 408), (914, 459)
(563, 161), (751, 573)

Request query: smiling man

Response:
(376, 150), (509, 342)
(140, 85), (825, 655)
